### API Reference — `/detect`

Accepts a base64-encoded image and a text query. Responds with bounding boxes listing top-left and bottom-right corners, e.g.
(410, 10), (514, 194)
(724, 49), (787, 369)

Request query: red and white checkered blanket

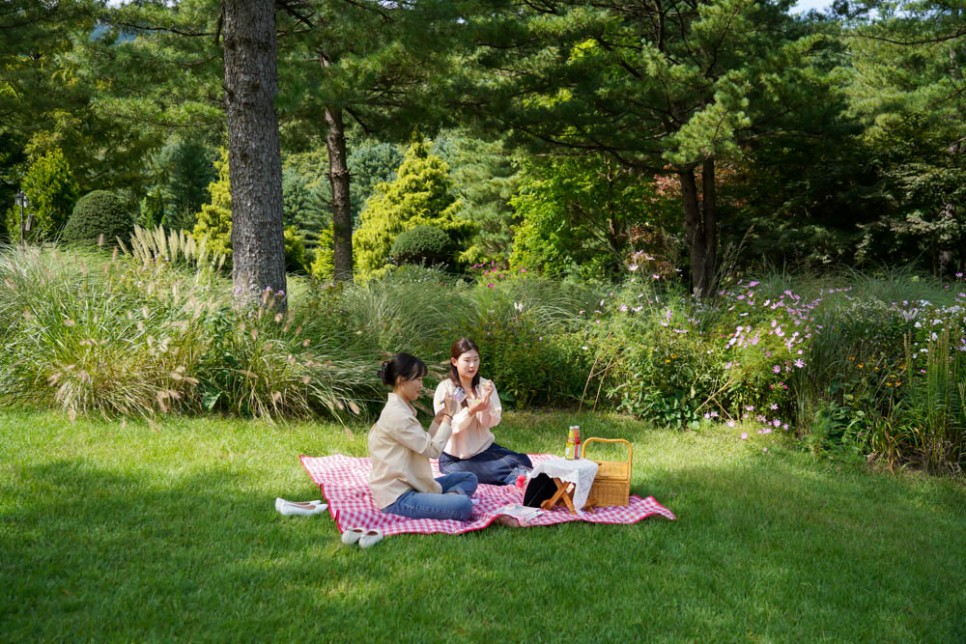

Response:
(299, 454), (676, 537)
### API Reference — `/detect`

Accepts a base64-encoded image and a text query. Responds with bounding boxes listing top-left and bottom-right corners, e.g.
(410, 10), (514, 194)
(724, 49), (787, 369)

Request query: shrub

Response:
(462, 277), (593, 408)
(588, 282), (723, 428)
(391, 225), (453, 267)
(284, 225), (308, 274)
(6, 147), (79, 243)
(62, 190), (135, 247)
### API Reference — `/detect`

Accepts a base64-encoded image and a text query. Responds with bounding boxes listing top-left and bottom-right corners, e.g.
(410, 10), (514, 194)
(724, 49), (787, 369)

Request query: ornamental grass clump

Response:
(896, 299), (966, 474)
(195, 288), (376, 422)
(464, 275), (593, 408)
(0, 246), (209, 418)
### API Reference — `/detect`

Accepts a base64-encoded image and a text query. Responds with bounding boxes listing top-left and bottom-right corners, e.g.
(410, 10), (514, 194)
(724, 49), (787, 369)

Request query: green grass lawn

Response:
(2, 409), (964, 641)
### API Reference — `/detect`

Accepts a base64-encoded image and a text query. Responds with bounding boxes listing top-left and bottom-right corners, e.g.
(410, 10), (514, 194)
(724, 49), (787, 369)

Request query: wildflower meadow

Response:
(0, 241), (962, 475)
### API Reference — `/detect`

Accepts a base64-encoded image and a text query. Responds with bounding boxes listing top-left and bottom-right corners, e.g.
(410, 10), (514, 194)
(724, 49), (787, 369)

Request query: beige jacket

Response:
(368, 393), (453, 509)
(433, 378), (502, 459)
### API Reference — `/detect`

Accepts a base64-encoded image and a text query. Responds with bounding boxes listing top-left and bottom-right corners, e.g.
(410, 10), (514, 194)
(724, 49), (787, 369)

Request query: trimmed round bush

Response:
(390, 225), (452, 267)
(62, 190), (134, 247)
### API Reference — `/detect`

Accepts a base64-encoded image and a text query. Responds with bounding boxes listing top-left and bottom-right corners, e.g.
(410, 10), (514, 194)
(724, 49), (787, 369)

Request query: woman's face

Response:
(452, 350), (481, 381)
(395, 375), (423, 402)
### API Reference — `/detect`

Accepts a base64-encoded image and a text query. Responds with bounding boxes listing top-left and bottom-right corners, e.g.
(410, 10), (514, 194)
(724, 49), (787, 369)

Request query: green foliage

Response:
(6, 148), (79, 243)
(192, 148), (232, 263)
(845, 3), (966, 275)
(353, 139), (471, 279)
(0, 246), (208, 418)
(433, 132), (521, 266)
(281, 160), (328, 252)
(347, 140), (404, 224)
(585, 280), (724, 428)
(309, 224), (335, 281)
(509, 154), (666, 280)
(194, 297), (373, 421)
(139, 138), (218, 232)
(390, 225), (452, 267)
(459, 278), (595, 408)
(283, 225), (308, 274)
(62, 190), (135, 247)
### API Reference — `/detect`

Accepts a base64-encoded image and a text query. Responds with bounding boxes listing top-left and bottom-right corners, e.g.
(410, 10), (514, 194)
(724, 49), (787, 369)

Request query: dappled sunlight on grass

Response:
(1, 410), (963, 640)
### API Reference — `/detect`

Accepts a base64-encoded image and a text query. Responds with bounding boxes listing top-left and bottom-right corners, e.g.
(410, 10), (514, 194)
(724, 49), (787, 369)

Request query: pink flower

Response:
(740, 432), (748, 440)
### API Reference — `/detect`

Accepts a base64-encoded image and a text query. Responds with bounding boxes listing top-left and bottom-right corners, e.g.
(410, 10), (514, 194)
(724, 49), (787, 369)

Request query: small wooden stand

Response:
(540, 478), (578, 514)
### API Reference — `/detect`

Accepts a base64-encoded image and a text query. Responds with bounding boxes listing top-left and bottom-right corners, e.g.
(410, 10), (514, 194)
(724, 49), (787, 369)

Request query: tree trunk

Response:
(325, 104), (353, 282)
(678, 160), (717, 299)
(700, 157), (718, 297)
(222, 0), (287, 309)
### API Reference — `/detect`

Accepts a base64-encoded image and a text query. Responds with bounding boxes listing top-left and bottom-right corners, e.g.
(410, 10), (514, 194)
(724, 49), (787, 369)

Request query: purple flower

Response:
(773, 365), (781, 374)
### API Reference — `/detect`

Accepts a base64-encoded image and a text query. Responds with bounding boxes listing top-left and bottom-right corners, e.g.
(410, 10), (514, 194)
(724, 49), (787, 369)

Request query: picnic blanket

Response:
(299, 453), (676, 537)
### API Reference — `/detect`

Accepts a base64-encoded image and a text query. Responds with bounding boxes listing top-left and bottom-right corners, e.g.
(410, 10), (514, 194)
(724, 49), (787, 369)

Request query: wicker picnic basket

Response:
(583, 437), (632, 507)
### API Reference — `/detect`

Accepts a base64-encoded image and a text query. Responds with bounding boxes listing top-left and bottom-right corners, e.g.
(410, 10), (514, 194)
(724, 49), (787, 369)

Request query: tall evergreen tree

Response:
(845, 0), (966, 275)
(276, 0), (463, 282)
(222, 0), (286, 306)
(192, 148), (232, 261)
(456, 0), (831, 295)
(353, 139), (469, 278)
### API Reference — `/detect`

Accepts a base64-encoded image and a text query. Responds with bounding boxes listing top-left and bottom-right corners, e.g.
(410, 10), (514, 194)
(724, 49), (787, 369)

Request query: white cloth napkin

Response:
(528, 457), (599, 512)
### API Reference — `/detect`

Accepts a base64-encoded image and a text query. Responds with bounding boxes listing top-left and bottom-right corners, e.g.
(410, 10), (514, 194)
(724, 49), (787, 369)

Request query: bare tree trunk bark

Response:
(700, 157), (718, 297)
(222, 0), (287, 309)
(678, 160), (718, 298)
(325, 104), (353, 282)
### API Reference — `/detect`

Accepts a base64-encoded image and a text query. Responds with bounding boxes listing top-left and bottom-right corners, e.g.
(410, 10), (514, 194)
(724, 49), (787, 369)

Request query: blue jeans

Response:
(383, 472), (479, 521)
(439, 443), (533, 485)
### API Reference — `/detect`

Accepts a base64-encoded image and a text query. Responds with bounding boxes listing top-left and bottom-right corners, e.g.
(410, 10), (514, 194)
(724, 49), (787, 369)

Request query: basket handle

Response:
(581, 437), (632, 465)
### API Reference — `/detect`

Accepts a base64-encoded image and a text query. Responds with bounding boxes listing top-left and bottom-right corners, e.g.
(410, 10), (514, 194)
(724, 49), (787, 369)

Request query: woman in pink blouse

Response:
(433, 338), (532, 485)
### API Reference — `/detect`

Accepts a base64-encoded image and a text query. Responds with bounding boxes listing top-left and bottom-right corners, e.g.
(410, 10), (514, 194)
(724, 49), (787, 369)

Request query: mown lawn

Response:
(1, 409), (963, 641)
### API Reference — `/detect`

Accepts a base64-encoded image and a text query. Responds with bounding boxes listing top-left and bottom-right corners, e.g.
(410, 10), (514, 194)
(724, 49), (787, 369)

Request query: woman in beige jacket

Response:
(369, 352), (478, 521)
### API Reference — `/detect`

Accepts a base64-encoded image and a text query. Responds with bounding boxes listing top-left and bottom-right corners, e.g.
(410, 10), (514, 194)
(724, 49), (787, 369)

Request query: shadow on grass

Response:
(2, 444), (964, 641)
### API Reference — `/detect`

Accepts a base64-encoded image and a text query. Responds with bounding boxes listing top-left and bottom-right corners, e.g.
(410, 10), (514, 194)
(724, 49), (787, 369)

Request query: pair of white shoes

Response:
(275, 498), (328, 516)
(341, 527), (383, 549)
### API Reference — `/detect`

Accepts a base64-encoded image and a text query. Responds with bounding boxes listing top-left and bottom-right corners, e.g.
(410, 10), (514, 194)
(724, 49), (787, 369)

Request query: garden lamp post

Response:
(15, 190), (29, 245)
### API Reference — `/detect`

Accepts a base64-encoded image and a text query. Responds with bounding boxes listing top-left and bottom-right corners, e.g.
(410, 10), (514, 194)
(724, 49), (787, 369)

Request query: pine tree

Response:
(192, 148), (232, 261)
(352, 140), (470, 279)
